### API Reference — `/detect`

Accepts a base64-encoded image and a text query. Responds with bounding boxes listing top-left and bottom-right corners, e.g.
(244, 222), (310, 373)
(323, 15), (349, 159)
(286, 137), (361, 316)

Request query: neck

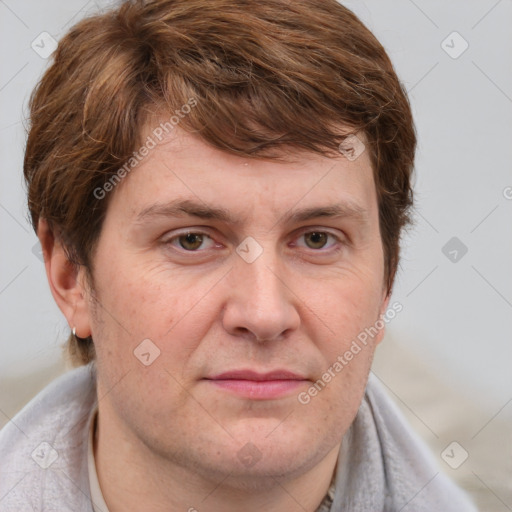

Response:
(93, 403), (340, 512)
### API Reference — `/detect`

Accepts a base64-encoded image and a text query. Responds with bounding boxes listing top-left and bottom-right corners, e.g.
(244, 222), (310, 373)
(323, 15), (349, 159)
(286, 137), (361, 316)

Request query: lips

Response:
(208, 369), (306, 381)
(204, 369), (308, 400)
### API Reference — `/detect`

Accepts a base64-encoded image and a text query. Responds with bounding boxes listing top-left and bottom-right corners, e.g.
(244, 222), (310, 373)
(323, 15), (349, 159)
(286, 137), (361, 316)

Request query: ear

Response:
(37, 218), (92, 339)
(374, 291), (391, 346)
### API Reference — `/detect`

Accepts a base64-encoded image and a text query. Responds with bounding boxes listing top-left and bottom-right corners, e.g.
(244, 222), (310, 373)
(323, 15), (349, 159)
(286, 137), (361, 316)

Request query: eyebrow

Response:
(134, 198), (368, 226)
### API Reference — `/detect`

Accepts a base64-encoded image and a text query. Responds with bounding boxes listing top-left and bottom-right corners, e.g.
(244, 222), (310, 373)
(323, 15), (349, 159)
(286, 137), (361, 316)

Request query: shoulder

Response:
(361, 372), (478, 512)
(0, 363), (97, 511)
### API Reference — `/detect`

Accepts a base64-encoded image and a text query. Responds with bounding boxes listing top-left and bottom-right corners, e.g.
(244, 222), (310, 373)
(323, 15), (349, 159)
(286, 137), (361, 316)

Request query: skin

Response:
(40, 125), (390, 512)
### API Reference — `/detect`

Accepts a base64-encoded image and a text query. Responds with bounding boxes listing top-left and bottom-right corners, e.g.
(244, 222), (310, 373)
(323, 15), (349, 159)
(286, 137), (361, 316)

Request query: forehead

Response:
(108, 126), (378, 226)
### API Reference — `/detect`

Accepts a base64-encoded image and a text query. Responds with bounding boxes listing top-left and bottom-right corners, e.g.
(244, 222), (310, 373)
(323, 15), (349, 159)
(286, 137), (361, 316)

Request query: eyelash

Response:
(161, 228), (345, 254)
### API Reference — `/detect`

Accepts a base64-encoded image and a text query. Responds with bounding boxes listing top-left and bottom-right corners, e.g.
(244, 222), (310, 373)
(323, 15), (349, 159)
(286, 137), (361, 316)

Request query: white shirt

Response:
(87, 406), (110, 512)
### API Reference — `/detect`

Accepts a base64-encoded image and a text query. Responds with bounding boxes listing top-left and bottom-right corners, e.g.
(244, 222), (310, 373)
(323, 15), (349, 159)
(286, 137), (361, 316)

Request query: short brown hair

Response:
(24, 0), (416, 367)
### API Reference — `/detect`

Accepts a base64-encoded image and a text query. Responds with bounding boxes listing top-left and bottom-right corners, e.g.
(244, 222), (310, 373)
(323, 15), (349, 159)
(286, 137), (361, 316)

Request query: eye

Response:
(295, 231), (341, 250)
(165, 231), (217, 251)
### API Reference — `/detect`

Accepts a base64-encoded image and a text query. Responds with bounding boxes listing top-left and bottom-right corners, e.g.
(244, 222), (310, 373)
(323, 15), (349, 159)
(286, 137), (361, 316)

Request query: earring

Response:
(72, 326), (92, 343)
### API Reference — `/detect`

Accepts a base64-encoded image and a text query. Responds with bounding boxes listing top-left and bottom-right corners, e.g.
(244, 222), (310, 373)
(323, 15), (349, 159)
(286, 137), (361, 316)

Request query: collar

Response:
(87, 405), (110, 512)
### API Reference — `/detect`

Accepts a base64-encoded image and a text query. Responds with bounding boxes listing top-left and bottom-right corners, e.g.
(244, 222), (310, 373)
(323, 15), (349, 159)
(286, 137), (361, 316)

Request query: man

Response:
(0, 0), (477, 510)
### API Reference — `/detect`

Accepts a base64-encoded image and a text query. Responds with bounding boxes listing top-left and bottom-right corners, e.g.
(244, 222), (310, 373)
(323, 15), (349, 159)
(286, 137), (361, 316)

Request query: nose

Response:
(221, 249), (300, 342)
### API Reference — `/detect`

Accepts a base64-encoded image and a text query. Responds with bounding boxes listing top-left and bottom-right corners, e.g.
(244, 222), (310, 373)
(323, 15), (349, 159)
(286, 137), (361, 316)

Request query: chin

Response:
(194, 421), (338, 488)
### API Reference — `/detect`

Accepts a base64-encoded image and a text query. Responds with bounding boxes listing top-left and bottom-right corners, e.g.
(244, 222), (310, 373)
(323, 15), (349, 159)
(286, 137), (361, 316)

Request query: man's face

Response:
(85, 126), (388, 485)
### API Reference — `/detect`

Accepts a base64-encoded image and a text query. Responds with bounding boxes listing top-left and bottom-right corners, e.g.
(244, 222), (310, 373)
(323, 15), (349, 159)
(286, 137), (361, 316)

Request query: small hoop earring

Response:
(72, 326), (92, 345)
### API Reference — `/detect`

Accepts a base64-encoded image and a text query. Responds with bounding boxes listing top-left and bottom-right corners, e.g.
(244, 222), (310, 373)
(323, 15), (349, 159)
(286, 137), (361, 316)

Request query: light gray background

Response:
(1, 0), (511, 510)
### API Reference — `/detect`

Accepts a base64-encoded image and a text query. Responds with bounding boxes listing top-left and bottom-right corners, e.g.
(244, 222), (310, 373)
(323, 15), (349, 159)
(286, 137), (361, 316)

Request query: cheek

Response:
(307, 273), (384, 351)
(305, 272), (383, 422)
(88, 258), (220, 378)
